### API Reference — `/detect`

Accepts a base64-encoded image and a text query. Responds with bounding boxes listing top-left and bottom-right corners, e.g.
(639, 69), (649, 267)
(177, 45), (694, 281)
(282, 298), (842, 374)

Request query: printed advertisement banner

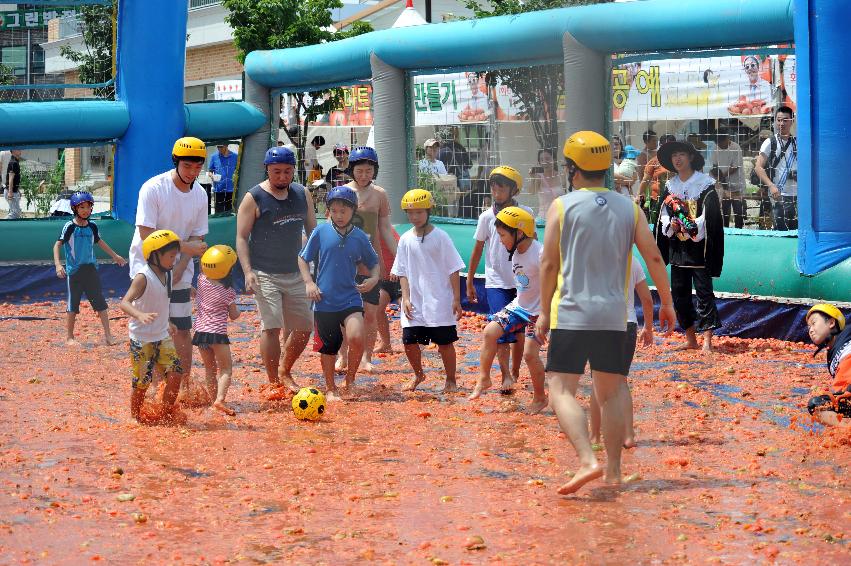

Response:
(612, 54), (782, 122)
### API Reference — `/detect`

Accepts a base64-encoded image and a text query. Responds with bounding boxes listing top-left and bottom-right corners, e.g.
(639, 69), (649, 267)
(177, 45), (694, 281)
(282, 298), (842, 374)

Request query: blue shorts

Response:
(485, 287), (517, 345)
(490, 307), (538, 344)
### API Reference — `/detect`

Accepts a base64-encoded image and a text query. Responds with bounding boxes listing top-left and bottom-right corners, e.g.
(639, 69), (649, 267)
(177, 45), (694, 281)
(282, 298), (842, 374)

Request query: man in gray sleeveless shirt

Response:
(236, 147), (317, 396)
(535, 131), (676, 495)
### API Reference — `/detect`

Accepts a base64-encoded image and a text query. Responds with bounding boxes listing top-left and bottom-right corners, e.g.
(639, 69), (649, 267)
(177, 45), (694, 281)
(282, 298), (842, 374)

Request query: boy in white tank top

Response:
(120, 230), (184, 424)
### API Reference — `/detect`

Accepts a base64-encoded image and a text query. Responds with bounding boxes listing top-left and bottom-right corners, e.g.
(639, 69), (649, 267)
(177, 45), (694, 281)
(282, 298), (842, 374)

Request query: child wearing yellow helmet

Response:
(192, 245), (241, 416)
(467, 166), (534, 394)
(805, 303), (851, 427)
(469, 207), (547, 413)
(120, 230), (185, 424)
(392, 189), (466, 392)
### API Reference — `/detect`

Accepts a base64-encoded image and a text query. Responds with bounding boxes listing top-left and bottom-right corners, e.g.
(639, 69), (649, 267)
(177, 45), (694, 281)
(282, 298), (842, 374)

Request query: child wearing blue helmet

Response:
(52, 191), (127, 345)
(298, 186), (379, 401)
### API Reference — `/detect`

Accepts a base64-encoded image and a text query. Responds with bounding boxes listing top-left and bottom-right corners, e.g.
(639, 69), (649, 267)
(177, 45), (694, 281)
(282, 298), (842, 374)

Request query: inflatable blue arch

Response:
(0, 0), (849, 321)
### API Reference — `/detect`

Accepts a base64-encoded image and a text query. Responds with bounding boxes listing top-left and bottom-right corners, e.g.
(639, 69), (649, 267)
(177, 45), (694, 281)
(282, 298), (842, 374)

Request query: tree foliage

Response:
(58, 1), (116, 99)
(223, 0), (373, 154)
(461, 0), (611, 154)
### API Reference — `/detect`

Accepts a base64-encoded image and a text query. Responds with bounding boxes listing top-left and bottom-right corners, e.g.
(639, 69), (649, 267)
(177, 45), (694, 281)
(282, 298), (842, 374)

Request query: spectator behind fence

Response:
(710, 127), (745, 228)
(418, 139), (447, 176)
(638, 133), (676, 225)
(5, 150), (22, 219)
(529, 148), (565, 219)
(636, 129), (658, 184)
(325, 143), (351, 188)
(754, 105), (797, 230)
(208, 144), (238, 214)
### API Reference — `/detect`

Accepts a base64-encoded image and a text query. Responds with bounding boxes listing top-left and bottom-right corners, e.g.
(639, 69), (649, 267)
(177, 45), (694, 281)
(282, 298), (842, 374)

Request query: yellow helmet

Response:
(172, 137), (207, 159)
(142, 230), (181, 261)
(489, 165), (523, 192)
(200, 245), (237, 280)
(807, 303), (846, 331)
(401, 188), (434, 210)
(563, 131), (611, 172)
(496, 206), (536, 238)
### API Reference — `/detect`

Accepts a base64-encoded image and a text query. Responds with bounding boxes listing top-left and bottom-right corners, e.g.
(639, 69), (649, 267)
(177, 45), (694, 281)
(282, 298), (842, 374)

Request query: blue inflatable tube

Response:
(245, 0), (793, 90)
(184, 101), (267, 141)
(0, 101), (129, 148)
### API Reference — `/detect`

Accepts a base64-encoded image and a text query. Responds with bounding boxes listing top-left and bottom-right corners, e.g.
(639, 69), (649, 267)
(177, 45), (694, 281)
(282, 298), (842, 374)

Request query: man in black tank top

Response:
(236, 147), (317, 397)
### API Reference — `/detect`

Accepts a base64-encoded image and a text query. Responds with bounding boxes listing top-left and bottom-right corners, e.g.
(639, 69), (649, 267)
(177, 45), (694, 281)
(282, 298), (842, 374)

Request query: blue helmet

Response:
(70, 191), (94, 208)
(264, 146), (296, 166)
(326, 187), (358, 209)
(348, 146), (379, 175)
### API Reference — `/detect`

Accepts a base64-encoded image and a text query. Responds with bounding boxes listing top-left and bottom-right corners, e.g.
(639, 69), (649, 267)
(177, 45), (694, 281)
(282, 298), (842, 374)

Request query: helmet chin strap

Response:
(567, 164), (577, 192)
(174, 160), (194, 186)
(508, 231), (523, 261)
(151, 252), (173, 273)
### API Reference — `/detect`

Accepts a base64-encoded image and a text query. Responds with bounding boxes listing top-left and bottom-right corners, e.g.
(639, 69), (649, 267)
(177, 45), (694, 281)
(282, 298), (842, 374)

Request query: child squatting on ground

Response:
(298, 187), (379, 401)
(53, 191), (127, 345)
(805, 303), (851, 428)
(467, 166), (534, 394)
(469, 206), (548, 414)
(391, 189), (465, 393)
(590, 256), (655, 448)
(120, 230), (185, 424)
(193, 245), (241, 416)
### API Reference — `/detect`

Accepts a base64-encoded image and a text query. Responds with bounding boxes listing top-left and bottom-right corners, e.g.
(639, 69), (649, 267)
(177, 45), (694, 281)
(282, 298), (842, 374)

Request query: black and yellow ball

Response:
(292, 387), (326, 421)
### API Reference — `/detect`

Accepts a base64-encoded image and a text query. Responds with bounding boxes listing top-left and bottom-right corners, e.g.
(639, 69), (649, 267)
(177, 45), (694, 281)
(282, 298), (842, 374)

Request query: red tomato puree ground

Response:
(0, 298), (849, 564)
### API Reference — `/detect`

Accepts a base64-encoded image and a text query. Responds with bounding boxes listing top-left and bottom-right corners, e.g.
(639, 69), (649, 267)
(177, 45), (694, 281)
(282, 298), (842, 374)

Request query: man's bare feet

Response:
(65, 338), (80, 346)
(325, 388), (342, 402)
(528, 395), (548, 415)
(403, 377), (425, 392)
(279, 375), (301, 393)
(500, 375), (515, 395)
(468, 377), (492, 400)
(103, 335), (119, 346)
(374, 342), (395, 354)
(264, 385), (289, 401)
(557, 464), (603, 495)
(623, 436), (637, 449)
(213, 401), (236, 416)
(441, 380), (458, 393)
(360, 361), (376, 374)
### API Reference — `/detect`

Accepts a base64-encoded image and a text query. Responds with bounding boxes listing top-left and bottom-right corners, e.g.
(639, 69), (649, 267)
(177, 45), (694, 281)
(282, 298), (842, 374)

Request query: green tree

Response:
(223, 0), (372, 162)
(0, 62), (15, 86)
(59, 1), (116, 99)
(462, 0), (611, 155)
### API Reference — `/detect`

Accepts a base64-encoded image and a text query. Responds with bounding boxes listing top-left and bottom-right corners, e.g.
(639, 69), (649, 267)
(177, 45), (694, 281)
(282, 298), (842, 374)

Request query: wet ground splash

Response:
(0, 299), (849, 564)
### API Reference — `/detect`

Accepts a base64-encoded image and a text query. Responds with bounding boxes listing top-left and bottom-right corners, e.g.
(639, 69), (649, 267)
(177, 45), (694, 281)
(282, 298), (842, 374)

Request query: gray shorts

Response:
(253, 270), (313, 332)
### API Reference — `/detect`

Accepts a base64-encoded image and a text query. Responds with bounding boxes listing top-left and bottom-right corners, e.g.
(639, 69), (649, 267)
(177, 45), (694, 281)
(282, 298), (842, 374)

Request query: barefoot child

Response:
(53, 191), (127, 345)
(298, 187), (379, 401)
(466, 166), (533, 393)
(590, 256), (655, 448)
(391, 189), (465, 392)
(469, 207), (548, 413)
(193, 245), (241, 416)
(120, 230), (184, 423)
(805, 303), (851, 428)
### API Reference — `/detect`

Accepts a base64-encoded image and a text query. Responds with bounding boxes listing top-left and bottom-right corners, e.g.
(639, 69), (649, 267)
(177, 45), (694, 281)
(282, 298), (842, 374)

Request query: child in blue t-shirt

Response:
(52, 191), (126, 345)
(298, 187), (379, 401)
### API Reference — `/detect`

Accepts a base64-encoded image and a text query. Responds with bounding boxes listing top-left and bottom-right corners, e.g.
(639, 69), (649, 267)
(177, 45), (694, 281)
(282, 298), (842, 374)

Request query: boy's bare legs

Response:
(702, 329), (713, 352)
(65, 311), (79, 345)
(682, 327), (700, 350)
(403, 343), (427, 391)
(335, 338), (348, 372)
(590, 379), (635, 448)
(131, 388), (146, 422)
(523, 338), (548, 414)
(279, 330), (309, 392)
(212, 344), (235, 416)
(506, 335), (525, 392)
(259, 328), (282, 386)
(469, 321), (502, 399)
(549, 371), (602, 494)
(321, 354), (341, 401)
(374, 289), (395, 353)
(161, 371), (184, 423)
(343, 313), (365, 394)
(173, 329), (193, 390)
(437, 343), (457, 392)
(97, 309), (118, 345)
(360, 302), (378, 373)
(593, 371), (628, 486)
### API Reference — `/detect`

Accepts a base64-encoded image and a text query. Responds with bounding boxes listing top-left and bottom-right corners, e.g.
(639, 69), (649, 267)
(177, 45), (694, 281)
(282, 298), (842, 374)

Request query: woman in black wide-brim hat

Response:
(654, 139), (724, 352)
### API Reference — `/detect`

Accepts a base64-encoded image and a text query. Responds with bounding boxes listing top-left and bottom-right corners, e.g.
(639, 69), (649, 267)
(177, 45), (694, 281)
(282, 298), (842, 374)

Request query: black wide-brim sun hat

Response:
(657, 140), (705, 172)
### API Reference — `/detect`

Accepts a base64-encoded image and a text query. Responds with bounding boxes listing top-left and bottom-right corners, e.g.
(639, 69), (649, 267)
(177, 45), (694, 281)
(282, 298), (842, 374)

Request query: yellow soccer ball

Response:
(292, 387), (326, 421)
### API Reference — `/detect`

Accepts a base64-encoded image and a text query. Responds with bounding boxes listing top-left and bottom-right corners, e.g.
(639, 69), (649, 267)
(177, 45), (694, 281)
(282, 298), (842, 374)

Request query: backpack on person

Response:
(750, 136), (795, 188)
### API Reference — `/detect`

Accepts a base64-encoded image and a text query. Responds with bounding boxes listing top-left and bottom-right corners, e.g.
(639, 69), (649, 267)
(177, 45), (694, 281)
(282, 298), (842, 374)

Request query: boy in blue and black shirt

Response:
(52, 191), (126, 345)
(298, 187), (379, 401)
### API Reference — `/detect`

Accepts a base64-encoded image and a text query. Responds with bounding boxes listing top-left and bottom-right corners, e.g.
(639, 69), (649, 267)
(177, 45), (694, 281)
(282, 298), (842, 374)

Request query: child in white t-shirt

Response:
(589, 256), (655, 448)
(391, 189), (465, 392)
(469, 207), (547, 413)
